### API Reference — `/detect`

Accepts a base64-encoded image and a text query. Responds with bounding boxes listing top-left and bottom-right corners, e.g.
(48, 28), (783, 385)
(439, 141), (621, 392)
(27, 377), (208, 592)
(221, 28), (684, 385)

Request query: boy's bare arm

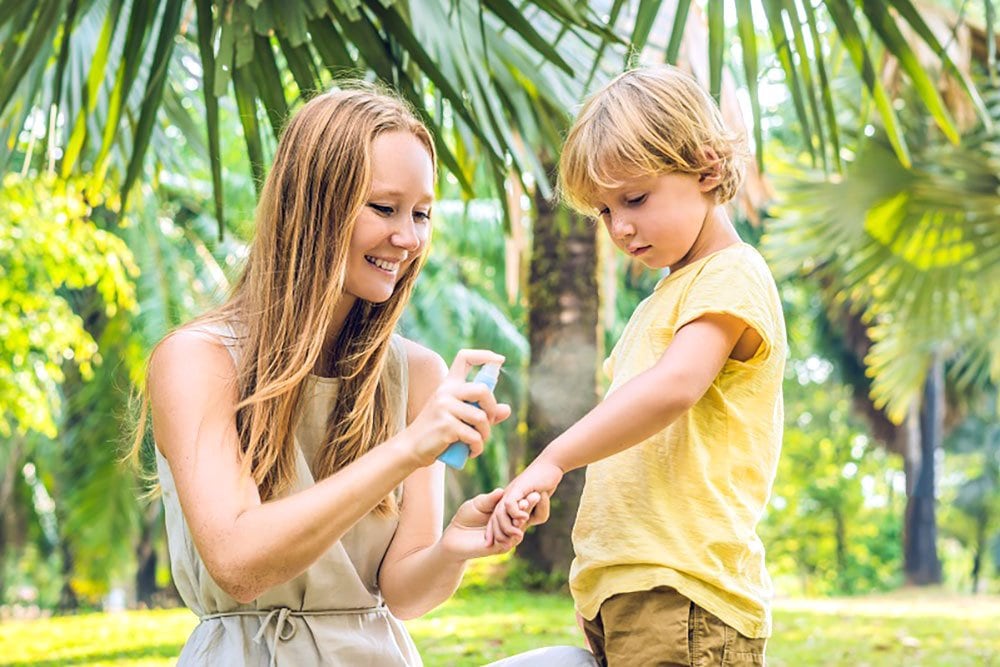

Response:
(488, 312), (750, 543)
(540, 311), (746, 471)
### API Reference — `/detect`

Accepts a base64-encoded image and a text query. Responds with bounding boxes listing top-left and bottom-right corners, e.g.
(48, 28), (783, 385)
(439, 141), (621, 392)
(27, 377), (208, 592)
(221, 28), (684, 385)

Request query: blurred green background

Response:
(1, 1), (998, 665)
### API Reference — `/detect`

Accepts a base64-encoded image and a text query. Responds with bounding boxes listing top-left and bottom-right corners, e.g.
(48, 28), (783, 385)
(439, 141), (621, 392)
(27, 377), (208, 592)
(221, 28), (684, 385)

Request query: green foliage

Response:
(765, 77), (1000, 423)
(761, 281), (905, 595)
(0, 174), (136, 438)
(402, 199), (528, 493)
(939, 391), (1000, 590)
(0, 0), (613, 234)
(2, 532), (65, 610)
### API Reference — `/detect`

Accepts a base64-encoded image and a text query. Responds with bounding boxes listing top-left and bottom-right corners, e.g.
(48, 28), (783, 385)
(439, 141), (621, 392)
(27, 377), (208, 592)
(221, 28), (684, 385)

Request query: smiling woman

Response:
(123, 83), (571, 666)
(340, 132), (434, 321)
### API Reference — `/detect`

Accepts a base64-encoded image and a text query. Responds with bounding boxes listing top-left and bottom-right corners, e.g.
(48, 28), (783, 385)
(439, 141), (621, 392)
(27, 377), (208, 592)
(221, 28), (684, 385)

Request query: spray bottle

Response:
(437, 362), (502, 469)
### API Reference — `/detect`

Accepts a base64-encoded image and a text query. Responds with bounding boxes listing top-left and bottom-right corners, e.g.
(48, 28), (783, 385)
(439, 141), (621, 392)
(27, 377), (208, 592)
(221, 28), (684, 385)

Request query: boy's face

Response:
(593, 172), (716, 271)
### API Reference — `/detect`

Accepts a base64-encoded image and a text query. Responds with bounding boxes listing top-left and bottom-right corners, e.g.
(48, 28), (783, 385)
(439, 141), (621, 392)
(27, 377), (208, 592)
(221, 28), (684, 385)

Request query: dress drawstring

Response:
(200, 605), (388, 667)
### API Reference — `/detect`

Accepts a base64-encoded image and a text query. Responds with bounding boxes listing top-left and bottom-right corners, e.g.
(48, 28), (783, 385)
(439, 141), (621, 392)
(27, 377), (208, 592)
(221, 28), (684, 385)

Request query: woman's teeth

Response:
(365, 256), (399, 272)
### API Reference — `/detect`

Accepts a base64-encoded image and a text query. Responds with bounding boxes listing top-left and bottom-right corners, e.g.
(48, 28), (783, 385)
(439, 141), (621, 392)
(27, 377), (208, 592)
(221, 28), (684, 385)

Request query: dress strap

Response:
(200, 605), (389, 667)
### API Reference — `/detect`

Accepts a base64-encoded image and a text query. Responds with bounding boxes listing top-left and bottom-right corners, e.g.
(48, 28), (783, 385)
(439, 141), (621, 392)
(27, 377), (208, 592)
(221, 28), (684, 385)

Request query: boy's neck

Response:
(669, 205), (741, 273)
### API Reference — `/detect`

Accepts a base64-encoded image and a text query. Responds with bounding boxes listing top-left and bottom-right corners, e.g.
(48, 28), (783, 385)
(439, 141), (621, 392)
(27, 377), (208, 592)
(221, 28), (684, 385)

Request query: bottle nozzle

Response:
(474, 362), (502, 388)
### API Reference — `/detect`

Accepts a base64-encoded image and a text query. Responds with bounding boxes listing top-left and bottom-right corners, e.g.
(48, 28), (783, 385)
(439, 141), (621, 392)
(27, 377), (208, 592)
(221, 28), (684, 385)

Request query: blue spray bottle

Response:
(437, 362), (502, 469)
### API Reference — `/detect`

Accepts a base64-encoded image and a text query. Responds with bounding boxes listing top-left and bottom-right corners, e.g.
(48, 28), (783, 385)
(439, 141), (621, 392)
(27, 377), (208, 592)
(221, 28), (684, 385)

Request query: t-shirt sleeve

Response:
(674, 252), (780, 363)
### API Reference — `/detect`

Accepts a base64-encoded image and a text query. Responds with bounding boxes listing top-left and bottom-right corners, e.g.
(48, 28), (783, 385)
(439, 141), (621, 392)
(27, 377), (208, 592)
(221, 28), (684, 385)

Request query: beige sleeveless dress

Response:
(156, 324), (422, 666)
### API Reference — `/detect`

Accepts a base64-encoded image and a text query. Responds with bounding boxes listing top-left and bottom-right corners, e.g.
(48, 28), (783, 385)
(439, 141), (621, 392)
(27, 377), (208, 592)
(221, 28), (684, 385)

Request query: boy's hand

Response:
(485, 460), (563, 547)
(440, 488), (543, 560)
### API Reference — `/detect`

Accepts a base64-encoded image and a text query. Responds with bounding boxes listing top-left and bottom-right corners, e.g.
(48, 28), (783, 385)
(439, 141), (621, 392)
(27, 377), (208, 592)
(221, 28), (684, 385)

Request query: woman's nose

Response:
(392, 218), (422, 252)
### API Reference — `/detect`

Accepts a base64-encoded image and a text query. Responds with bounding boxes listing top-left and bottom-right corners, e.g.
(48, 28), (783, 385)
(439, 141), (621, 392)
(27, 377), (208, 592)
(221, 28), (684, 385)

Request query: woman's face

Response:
(344, 131), (434, 304)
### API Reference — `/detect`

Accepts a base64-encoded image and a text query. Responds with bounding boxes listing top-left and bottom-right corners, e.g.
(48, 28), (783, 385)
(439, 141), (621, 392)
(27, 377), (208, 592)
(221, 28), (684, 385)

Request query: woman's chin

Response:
(360, 288), (396, 305)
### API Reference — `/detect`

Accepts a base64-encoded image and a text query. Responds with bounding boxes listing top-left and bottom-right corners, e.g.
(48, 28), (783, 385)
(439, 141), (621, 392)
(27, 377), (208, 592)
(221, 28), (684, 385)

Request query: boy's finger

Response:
(522, 492), (541, 512)
(492, 522), (523, 551)
(503, 495), (530, 522)
(495, 503), (521, 539)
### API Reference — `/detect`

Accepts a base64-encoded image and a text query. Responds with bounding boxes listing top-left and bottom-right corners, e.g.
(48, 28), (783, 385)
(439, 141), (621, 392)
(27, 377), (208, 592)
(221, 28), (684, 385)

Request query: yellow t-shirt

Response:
(569, 242), (786, 639)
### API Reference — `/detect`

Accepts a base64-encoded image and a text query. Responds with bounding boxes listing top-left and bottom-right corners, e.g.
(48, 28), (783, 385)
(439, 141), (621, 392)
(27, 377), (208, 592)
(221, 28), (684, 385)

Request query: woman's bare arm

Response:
(150, 330), (502, 603)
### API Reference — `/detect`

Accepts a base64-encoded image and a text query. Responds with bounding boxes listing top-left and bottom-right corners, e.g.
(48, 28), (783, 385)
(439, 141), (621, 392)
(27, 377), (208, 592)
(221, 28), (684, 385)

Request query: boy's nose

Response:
(610, 215), (635, 240)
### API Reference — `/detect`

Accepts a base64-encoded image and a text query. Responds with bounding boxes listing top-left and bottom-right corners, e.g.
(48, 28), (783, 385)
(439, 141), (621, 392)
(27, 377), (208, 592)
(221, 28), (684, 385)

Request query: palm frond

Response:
(766, 133), (1000, 421)
(0, 0), (615, 238)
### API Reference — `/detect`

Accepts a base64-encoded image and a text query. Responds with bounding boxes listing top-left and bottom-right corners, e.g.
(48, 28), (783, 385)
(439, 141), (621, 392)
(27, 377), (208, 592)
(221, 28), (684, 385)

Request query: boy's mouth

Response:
(628, 245), (651, 257)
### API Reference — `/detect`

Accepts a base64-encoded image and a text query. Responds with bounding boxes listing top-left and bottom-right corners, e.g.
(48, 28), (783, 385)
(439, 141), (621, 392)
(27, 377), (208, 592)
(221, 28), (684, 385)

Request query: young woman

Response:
(132, 85), (561, 665)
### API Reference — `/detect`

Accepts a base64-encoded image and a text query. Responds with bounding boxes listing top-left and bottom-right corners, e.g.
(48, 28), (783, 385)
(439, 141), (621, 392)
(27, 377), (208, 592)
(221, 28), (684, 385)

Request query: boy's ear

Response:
(697, 148), (722, 193)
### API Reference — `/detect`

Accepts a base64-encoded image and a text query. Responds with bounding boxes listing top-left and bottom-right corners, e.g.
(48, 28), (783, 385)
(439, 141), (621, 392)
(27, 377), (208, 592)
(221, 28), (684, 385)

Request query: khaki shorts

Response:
(581, 586), (766, 666)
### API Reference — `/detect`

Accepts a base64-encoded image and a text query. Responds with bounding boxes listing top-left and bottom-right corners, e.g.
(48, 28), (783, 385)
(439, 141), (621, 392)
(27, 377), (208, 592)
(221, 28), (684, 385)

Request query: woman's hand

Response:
(401, 349), (511, 467)
(438, 488), (542, 560)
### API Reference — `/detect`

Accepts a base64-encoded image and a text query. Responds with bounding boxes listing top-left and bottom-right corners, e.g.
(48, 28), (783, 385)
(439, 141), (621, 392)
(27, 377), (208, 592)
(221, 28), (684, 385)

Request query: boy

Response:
(487, 65), (786, 666)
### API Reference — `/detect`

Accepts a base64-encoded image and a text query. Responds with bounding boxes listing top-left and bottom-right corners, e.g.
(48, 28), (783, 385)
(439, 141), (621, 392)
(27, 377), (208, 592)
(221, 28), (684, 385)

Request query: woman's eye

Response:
(598, 207), (610, 217)
(369, 203), (394, 215)
(414, 210), (431, 222)
(626, 194), (647, 206)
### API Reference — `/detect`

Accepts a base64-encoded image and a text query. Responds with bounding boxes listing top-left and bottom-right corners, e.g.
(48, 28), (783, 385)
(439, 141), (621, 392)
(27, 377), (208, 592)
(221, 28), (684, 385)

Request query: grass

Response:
(1, 588), (998, 666)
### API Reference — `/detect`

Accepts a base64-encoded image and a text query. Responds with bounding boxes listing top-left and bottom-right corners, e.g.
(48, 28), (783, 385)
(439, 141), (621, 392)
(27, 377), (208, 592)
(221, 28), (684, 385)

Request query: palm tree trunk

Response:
(135, 501), (163, 607)
(58, 542), (79, 611)
(517, 182), (601, 578)
(903, 353), (943, 585)
(833, 505), (847, 587)
(971, 514), (986, 593)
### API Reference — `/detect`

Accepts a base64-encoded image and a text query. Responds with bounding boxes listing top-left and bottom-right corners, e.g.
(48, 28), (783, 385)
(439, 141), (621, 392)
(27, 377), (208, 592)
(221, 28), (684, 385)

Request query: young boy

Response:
(487, 65), (786, 666)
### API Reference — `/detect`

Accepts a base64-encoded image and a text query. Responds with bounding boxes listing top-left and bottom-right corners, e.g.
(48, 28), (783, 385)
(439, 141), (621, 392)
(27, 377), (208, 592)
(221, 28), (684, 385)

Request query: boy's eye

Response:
(414, 210), (431, 222)
(626, 194), (647, 206)
(369, 203), (394, 215)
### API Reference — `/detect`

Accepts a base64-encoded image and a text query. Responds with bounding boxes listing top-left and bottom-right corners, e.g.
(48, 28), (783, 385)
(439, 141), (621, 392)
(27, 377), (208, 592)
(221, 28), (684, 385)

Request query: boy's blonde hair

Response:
(559, 65), (747, 214)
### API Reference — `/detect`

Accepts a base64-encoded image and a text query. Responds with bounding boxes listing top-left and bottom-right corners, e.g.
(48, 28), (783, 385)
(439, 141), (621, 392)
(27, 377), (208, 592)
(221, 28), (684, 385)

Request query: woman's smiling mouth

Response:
(365, 255), (401, 273)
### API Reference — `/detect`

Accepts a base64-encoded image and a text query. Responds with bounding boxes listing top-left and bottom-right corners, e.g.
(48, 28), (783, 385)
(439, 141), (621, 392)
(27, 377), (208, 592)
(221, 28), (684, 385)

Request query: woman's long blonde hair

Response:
(131, 85), (436, 514)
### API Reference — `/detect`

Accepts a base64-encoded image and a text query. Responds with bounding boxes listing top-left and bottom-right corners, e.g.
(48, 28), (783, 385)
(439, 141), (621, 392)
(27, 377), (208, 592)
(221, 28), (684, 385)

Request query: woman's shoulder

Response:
(396, 336), (447, 378)
(395, 337), (447, 419)
(148, 325), (239, 397)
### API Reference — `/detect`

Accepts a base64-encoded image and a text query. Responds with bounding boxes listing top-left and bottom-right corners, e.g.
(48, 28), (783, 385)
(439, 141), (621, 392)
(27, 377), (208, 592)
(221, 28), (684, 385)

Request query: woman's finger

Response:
(447, 350), (505, 381)
(471, 488), (505, 515)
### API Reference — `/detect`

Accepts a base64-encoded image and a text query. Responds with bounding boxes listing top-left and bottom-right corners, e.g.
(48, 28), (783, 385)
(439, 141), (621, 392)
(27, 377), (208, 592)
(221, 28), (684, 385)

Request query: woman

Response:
(130, 85), (582, 665)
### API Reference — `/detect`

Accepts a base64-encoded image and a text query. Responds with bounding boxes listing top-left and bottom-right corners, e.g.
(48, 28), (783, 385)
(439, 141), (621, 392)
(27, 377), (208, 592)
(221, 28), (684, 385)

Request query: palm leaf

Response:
(766, 133), (1000, 421)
